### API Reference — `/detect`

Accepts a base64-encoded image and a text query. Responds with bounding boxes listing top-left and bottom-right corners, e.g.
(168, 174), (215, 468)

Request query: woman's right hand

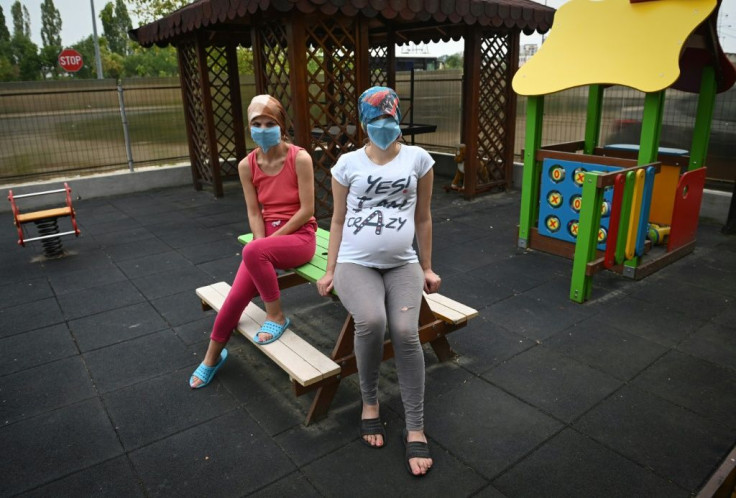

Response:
(316, 272), (334, 296)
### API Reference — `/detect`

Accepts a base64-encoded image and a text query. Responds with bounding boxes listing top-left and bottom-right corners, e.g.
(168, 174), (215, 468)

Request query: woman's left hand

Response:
(423, 269), (441, 294)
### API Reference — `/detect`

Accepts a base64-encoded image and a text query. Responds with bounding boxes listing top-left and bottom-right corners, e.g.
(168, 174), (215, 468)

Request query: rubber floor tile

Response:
(494, 428), (689, 498)
(1, 356), (96, 424)
(19, 456), (145, 498)
(0, 399), (122, 496)
(425, 377), (563, 480)
(483, 345), (622, 423)
(545, 316), (669, 380)
(129, 409), (294, 497)
(631, 350), (736, 431)
(55, 280), (145, 321)
(69, 301), (169, 352)
(574, 385), (735, 492)
(104, 368), (239, 450)
(0, 323), (77, 376)
(83, 329), (193, 393)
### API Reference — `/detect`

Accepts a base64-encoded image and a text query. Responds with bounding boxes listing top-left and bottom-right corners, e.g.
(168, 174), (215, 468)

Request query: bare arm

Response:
(415, 169), (441, 293)
(238, 157), (266, 239)
(316, 178), (348, 296)
(270, 149), (315, 237)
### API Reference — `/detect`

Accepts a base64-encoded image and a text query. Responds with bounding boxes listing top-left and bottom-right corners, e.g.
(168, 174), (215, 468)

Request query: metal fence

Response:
(1, 71), (734, 184)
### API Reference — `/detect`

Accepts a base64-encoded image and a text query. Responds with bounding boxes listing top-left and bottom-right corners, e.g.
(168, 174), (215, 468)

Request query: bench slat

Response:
(196, 283), (340, 387)
(425, 292), (479, 318)
(197, 284), (330, 386)
(297, 263), (327, 283)
(206, 283), (340, 381)
(424, 292), (479, 324)
(242, 302), (341, 379)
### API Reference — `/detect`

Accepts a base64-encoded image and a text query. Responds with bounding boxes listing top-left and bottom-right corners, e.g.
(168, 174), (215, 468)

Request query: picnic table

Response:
(196, 227), (477, 425)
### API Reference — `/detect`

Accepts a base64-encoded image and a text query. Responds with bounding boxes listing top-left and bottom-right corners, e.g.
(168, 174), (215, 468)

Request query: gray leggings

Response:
(334, 262), (426, 431)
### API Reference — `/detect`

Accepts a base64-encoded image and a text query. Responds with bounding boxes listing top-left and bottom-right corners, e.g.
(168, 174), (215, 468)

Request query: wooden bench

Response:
(196, 281), (340, 387)
(196, 227), (478, 425)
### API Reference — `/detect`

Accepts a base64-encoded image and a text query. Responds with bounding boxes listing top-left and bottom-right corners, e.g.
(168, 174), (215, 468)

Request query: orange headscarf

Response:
(247, 95), (288, 136)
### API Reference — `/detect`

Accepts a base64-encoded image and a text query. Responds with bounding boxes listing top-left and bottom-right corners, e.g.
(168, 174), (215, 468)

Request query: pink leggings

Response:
(210, 223), (316, 343)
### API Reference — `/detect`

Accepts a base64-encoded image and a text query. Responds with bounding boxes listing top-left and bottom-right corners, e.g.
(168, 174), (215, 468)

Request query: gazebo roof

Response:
(129, 0), (555, 47)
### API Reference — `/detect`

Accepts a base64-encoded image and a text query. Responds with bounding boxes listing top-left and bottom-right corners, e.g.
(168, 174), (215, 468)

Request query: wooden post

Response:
(356, 17), (371, 144)
(570, 171), (604, 303)
(386, 29), (396, 90)
(637, 91), (665, 165)
(627, 90), (664, 270)
(505, 30), (520, 189)
(251, 20), (267, 95)
(176, 40), (202, 191)
(689, 66), (716, 171)
(517, 94), (544, 248)
(226, 44), (246, 161)
(584, 85), (604, 155)
(461, 26), (482, 199)
(287, 16), (311, 148)
(195, 33), (224, 197)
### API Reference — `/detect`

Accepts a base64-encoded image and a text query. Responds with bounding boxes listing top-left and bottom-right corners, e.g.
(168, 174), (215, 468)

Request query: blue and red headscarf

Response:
(358, 86), (401, 127)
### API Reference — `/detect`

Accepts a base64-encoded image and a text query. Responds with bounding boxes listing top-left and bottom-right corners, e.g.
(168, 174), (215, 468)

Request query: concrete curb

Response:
(1, 165), (191, 213)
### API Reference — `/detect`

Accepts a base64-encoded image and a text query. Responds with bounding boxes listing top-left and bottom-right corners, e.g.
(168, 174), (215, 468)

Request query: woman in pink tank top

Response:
(189, 95), (317, 389)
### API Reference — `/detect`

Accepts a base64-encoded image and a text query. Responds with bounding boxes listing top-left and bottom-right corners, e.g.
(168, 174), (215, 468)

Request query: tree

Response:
(11, 1), (30, 38)
(129, 0), (190, 24)
(9, 35), (40, 80)
(237, 47), (254, 75)
(441, 53), (463, 70)
(39, 0), (63, 78)
(0, 7), (14, 81)
(71, 35), (107, 79)
(123, 44), (178, 77)
(7, 1), (40, 81)
(0, 6), (11, 42)
(100, 0), (132, 56)
(40, 0), (62, 48)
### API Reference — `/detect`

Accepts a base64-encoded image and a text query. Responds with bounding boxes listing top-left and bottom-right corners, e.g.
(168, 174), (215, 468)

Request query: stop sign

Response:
(58, 49), (83, 72)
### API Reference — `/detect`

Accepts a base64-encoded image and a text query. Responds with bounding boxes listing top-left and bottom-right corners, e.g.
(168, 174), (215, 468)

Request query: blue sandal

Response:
(189, 348), (228, 389)
(254, 318), (290, 345)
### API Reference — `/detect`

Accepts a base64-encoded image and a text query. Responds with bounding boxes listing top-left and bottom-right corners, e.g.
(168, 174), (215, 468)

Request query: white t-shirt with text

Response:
(331, 144), (434, 268)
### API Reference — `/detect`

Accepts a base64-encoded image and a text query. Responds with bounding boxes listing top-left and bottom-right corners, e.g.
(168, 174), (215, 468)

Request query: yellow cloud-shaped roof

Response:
(512, 0), (717, 96)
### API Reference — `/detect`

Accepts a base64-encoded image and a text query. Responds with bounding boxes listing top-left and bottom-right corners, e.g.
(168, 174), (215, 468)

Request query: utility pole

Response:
(90, 0), (104, 79)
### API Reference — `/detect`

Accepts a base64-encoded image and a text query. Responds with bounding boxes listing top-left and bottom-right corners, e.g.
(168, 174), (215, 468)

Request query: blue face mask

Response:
(366, 119), (401, 150)
(250, 125), (281, 153)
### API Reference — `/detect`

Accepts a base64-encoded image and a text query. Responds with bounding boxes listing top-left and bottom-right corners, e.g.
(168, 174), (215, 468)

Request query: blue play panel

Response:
(537, 158), (620, 250)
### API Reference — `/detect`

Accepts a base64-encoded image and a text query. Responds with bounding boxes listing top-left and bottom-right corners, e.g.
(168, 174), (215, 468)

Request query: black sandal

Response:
(402, 429), (433, 477)
(359, 417), (386, 449)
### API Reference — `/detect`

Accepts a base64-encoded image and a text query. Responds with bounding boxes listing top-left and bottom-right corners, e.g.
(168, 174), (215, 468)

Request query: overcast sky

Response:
(1, 0), (734, 56)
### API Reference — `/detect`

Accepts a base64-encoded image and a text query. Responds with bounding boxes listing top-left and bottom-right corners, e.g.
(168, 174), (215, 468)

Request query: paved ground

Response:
(1, 180), (735, 497)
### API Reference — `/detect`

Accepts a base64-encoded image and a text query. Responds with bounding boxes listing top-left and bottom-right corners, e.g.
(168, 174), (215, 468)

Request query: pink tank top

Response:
(248, 144), (317, 230)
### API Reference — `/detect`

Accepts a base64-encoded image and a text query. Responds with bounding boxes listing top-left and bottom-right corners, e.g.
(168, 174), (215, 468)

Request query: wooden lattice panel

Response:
(206, 45), (239, 180)
(258, 21), (293, 128)
(305, 18), (360, 219)
(370, 45), (389, 87)
(179, 41), (213, 188)
(476, 33), (513, 189)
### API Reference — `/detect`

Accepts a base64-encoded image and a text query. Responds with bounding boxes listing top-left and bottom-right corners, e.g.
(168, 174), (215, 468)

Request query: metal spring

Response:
(35, 218), (64, 258)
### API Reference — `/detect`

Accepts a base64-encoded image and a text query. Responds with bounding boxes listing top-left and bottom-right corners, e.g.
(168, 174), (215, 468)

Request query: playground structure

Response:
(8, 183), (80, 258)
(512, 0), (736, 303)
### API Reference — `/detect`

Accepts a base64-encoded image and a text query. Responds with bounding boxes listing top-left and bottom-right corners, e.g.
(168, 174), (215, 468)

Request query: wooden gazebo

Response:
(130, 0), (554, 217)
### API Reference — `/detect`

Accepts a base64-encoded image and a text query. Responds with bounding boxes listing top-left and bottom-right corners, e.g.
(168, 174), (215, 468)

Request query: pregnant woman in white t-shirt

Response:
(317, 86), (441, 477)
